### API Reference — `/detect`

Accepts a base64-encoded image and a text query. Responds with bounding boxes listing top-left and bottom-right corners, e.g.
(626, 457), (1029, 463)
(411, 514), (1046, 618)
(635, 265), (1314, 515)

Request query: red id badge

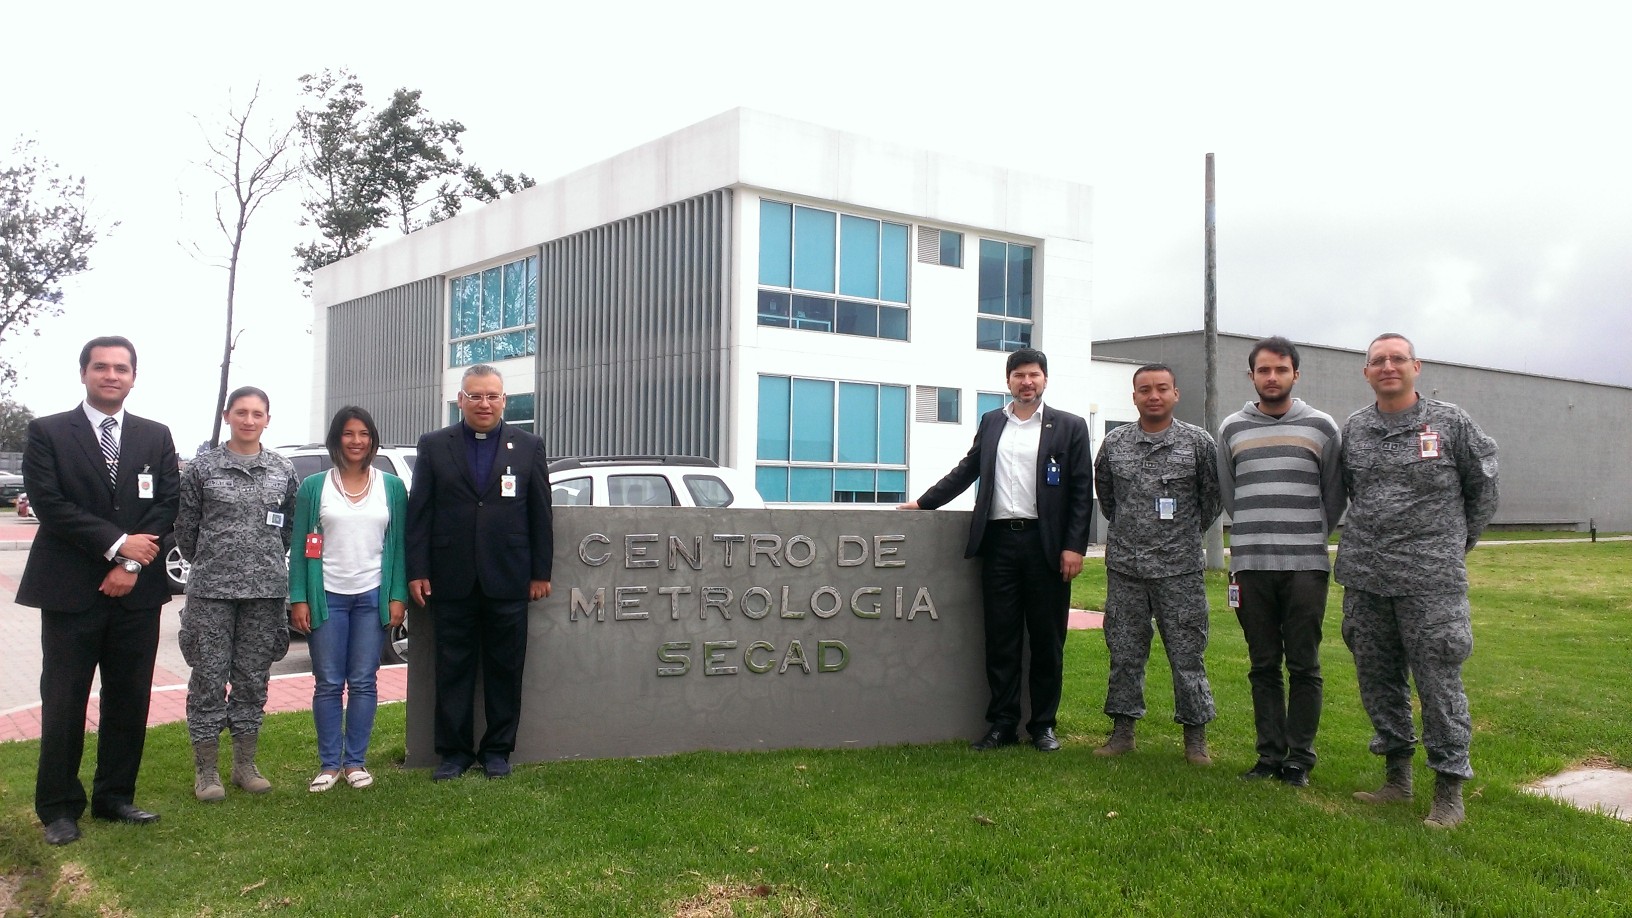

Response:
(304, 532), (324, 559)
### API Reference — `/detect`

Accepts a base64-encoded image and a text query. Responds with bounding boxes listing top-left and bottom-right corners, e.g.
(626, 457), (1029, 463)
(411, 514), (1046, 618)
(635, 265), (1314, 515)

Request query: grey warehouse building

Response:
(1093, 331), (1632, 532)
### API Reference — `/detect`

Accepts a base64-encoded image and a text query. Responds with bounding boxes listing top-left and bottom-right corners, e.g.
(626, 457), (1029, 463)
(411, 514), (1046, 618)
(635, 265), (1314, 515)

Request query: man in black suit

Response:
(19, 336), (180, 845)
(900, 348), (1094, 752)
(407, 364), (553, 780)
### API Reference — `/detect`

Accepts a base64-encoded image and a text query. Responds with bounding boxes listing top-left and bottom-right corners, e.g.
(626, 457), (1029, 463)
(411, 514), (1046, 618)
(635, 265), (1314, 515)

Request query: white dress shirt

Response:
(992, 401), (1043, 520)
(82, 402), (129, 560)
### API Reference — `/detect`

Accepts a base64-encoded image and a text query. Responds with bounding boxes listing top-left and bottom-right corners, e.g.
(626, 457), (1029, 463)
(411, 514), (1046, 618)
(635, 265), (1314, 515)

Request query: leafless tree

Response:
(185, 83), (300, 448)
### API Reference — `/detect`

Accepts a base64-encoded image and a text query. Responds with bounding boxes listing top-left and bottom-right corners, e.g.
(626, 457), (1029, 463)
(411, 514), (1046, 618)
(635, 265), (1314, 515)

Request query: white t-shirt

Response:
(319, 468), (388, 595)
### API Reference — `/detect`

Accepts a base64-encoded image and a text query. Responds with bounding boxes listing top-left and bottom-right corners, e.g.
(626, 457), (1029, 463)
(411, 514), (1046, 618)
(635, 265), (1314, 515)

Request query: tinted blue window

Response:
(836, 301), (878, 337)
(977, 316), (1007, 351)
(877, 469), (907, 498)
(878, 306), (909, 341)
(977, 392), (1009, 417)
(939, 230), (962, 268)
(834, 468), (875, 501)
(453, 276), (480, 337)
(790, 467), (833, 502)
(978, 240), (1007, 316)
(525, 256), (539, 324)
(937, 387), (960, 423)
(757, 290), (792, 328)
(837, 382), (878, 464)
(791, 295), (834, 332)
(503, 260), (528, 327)
(1008, 244), (1033, 319)
(504, 392), (535, 423)
(882, 223), (909, 302)
(757, 375), (790, 460)
(879, 385), (907, 464)
(839, 215), (879, 299)
(756, 466), (789, 502)
(481, 268), (502, 332)
(759, 200), (792, 287)
(791, 378), (834, 462)
(793, 207), (836, 293)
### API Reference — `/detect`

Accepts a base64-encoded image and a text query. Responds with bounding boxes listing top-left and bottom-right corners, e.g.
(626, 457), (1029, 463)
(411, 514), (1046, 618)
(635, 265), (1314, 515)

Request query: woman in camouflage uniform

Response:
(175, 387), (297, 801)
(288, 406), (409, 793)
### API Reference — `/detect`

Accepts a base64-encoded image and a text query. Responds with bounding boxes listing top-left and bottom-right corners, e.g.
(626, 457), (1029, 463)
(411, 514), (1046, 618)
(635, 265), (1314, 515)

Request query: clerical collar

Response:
(474, 431), (489, 440)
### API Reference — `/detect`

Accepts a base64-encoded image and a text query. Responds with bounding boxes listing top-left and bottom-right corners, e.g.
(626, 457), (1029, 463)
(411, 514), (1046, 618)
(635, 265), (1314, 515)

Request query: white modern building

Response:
(311, 108), (1131, 507)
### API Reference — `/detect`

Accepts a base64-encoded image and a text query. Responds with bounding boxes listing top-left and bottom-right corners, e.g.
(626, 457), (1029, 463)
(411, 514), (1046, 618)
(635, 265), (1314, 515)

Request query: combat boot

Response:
(1353, 751), (1414, 804)
(192, 738), (226, 803)
(1424, 773), (1466, 829)
(231, 733), (273, 794)
(1182, 723), (1213, 766)
(1093, 716), (1136, 757)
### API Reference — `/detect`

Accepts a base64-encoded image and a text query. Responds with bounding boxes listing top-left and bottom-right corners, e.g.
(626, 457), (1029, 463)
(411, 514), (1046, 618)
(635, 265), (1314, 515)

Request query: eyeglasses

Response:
(460, 391), (506, 403)
(1366, 355), (1414, 369)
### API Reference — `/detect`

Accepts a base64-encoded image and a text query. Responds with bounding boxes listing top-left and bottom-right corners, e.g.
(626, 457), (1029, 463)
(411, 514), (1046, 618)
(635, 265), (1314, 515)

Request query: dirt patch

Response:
(672, 882), (822, 917)
(1, 872), (19, 915)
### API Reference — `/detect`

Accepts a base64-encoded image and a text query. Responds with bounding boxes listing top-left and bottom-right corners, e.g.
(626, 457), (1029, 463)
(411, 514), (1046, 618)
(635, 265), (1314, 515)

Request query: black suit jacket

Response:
(406, 422), (554, 601)
(17, 406), (180, 612)
(915, 404), (1094, 562)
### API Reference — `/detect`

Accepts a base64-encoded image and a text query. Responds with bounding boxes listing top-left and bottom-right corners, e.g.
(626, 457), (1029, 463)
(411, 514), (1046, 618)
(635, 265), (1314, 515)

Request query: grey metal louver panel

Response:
(536, 189), (730, 462)
(914, 385), (940, 422)
(916, 227), (941, 264)
(325, 277), (443, 445)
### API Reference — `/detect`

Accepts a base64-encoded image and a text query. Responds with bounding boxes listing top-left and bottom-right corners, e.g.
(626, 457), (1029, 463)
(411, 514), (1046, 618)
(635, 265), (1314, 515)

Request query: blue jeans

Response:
(309, 589), (387, 769)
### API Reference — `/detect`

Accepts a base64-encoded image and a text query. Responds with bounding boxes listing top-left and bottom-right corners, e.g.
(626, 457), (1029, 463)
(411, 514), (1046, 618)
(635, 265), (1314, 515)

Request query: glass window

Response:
(756, 466), (789, 502)
(839, 215), (880, 299)
(791, 378), (835, 462)
(450, 254), (539, 367)
(758, 199), (910, 341)
(937, 387), (960, 423)
(977, 392), (1010, 418)
(976, 240), (1035, 351)
(837, 382), (879, 464)
(978, 240), (1007, 316)
(503, 392), (536, 434)
(939, 230), (963, 268)
(758, 375), (791, 461)
(790, 467), (833, 502)
(759, 200), (792, 287)
(793, 207), (836, 293)
(609, 474), (676, 507)
(879, 385), (907, 464)
(876, 469), (907, 503)
(552, 476), (592, 506)
(683, 475), (736, 508)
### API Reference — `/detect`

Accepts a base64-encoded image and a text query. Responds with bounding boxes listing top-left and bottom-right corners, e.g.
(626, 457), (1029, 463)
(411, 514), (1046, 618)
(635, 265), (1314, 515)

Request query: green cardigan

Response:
(287, 470), (410, 629)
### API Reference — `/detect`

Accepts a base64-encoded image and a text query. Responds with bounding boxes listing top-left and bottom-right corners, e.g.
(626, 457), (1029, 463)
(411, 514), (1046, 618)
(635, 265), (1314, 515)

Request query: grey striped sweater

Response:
(1217, 398), (1346, 573)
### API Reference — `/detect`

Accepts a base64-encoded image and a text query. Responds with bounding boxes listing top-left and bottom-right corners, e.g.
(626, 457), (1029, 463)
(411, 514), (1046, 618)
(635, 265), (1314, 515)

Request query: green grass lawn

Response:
(3, 543), (1629, 916)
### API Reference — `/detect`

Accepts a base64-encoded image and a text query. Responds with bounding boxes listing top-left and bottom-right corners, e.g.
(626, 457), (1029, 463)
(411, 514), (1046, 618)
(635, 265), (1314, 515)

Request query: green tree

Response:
(0, 397), (34, 451)
(293, 71), (533, 287)
(0, 139), (108, 386)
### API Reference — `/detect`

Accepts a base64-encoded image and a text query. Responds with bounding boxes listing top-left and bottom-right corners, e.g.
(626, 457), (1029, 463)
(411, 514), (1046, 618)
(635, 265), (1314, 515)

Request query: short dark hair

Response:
(1133, 363), (1175, 385)
(1005, 348), (1048, 376)
(79, 336), (138, 373)
(1248, 336), (1300, 371)
(224, 386), (270, 413)
(1368, 332), (1416, 359)
(325, 406), (381, 469)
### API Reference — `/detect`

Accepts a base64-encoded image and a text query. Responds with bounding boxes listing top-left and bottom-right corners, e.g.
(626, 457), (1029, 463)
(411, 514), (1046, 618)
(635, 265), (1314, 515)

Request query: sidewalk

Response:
(0, 665), (408, 744)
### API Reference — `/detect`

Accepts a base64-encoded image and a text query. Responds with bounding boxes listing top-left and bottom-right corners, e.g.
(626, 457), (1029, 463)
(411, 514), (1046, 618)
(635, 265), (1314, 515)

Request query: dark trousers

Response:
(432, 587), (529, 763)
(36, 599), (161, 824)
(1235, 569), (1329, 770)
(979, 523), (1071, 735)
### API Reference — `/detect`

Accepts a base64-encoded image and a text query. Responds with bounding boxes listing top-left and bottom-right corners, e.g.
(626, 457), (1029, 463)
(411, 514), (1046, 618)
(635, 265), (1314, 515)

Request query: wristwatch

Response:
(118, 557), (142, 574)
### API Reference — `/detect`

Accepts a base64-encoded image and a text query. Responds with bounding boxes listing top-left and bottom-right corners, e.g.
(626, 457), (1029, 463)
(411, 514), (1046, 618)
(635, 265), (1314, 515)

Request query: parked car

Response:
(548, 456), (765, 509)
(0, 471), (23, 507)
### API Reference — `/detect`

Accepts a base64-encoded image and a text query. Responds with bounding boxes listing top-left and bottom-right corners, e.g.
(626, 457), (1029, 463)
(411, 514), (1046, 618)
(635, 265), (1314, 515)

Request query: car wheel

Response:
(382, 614), (408, 665)
(165, 541), (189, 594)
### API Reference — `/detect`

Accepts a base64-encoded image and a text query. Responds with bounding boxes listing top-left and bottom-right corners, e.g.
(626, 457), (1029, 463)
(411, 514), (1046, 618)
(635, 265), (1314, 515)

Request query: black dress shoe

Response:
(481, 755), (511, 779)
(92, 803), (160, 825)
(1030, 728), (1061, 752)
(1240, 762), (1281, 780)
(432, 758), (472, 782)
(1277, 765), (1311, 787)
(43, 818), (80, 846)
(970, 727), (1019, 751)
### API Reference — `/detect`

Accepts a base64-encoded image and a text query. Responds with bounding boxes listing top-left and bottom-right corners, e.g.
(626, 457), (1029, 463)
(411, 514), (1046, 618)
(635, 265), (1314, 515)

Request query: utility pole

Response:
(1203, 153), (1225, 570)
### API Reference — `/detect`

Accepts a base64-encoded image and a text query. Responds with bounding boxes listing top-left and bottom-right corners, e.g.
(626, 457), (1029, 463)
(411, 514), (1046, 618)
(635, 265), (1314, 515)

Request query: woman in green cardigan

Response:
(288, 406), (409, 793)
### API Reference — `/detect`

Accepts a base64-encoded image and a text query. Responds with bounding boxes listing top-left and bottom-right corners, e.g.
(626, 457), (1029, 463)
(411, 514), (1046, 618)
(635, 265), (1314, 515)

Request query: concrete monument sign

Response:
(405, 507), (988, 765)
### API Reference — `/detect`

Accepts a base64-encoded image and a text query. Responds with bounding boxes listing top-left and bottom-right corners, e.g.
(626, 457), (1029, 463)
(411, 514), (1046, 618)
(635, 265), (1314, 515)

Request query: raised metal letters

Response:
(579, 533), (612, 566)
(624, 534), (660, 568)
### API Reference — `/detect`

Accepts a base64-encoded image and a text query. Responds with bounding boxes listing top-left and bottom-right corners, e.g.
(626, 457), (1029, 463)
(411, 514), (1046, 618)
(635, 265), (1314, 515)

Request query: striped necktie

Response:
(99, 417), (119, 489)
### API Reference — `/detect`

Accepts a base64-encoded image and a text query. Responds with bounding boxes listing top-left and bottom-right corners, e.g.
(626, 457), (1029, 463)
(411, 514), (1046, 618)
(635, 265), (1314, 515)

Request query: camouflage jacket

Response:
(1094, 418), (1223, 578)
(175, 445), (297, 599)
(1334, 395), (1499, 595)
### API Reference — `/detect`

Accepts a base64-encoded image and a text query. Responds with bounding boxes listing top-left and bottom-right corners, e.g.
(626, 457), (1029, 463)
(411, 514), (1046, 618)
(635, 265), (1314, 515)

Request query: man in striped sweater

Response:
(1216, 337), (1346, 787)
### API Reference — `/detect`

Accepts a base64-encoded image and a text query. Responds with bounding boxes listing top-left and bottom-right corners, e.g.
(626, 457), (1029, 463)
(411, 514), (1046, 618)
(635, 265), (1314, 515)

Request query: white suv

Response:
(549, 456), (764, 509)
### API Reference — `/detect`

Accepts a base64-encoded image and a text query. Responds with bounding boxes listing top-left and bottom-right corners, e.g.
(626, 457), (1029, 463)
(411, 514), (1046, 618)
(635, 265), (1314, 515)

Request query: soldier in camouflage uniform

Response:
(1337, 333), (1499, 829)
(1092, 364), (1223, 765)
(175, 387), (297, 801)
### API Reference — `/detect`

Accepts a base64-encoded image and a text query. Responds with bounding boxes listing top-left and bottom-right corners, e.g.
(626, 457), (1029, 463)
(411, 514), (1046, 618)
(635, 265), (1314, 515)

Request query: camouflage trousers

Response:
(1102, 569), (1215, 725)
(1340, 588), (1474, 779)
(178, 597), (290, 744)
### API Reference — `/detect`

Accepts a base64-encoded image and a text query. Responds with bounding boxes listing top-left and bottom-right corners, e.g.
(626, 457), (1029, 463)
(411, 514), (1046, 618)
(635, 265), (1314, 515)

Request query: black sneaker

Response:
(1277, 765), (1310, 787)
(1240, 762), (1280, 780)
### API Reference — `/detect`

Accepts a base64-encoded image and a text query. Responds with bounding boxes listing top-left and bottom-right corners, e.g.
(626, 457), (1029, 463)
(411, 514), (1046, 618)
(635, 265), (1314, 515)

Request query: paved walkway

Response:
(0, 666), (408, 744)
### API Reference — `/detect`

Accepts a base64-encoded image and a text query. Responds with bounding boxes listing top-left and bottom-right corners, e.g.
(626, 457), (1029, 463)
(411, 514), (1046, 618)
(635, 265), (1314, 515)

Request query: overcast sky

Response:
(6, 1), (1629, 453)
